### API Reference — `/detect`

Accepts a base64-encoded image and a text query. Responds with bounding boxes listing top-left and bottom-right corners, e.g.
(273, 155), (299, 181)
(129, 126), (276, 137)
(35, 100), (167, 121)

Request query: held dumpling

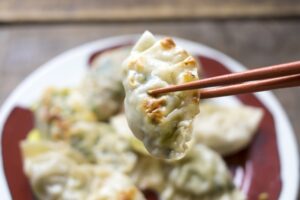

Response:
(192, 102), (263, 155)
(122, 31), (200, 160)
(110, 114), (150, 155)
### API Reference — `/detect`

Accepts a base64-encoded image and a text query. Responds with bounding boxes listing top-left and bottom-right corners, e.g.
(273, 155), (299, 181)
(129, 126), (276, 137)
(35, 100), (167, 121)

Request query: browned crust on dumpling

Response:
(128, 59), (144, 72)
(143, 98), (166, 124)
(182, 71), (196, 82)
(183, 57), (197, 67)
(160, 38), (176, 49)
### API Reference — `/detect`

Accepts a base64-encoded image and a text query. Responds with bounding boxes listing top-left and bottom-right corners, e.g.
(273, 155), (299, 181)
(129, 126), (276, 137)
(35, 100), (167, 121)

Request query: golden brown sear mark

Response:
(128, 58), (144, 72)
(183, 57), (197, 67)
(160, 38), (176, 49)
(183, 71), (196, 82)
(143, 98), (166, 124)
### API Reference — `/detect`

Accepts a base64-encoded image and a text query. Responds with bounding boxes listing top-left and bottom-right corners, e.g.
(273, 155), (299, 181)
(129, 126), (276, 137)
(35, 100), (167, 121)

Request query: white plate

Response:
(0, 34), (298, 200)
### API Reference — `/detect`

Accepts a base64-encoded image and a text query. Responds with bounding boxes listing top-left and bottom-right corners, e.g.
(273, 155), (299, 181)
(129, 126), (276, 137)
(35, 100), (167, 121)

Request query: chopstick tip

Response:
(148, 88), (166, 96)
(147, 89), (158, 96)
(147, 89), (154, 95)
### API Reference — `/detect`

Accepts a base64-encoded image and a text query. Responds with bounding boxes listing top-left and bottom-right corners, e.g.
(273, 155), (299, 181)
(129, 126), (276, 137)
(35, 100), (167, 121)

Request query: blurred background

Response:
(0, 0), (299, 146)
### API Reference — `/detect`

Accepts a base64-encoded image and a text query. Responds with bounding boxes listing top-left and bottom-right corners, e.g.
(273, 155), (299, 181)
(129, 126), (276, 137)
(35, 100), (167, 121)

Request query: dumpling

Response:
(192, 102), (263, 155)
(79, 47), (130, 121)
(21, 141), (87, 200)
(110, 114), (168, 193)
(34, 87), (97, 139)
(130, 156), (168, 194)
(91, 127), (137, 173)
(21, 140), (144, 200)
(163, 144), (234, 199)
(122, 31), (200, 160)
(33, 87), (137, 172)
(162, 187), (245, 200)
(110, 114), (149, 155)
(86, 168), (146, 200)
(57, 121), (137, 173)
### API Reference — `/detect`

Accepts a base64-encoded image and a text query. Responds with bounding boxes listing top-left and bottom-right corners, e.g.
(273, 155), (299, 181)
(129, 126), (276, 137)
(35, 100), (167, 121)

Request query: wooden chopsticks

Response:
(200, 74), (300, 99)
(148, 61), (300, 99)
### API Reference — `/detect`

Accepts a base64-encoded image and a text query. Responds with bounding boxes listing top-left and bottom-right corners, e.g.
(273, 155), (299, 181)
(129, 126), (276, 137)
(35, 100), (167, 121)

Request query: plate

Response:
(0, 35), (298, 200)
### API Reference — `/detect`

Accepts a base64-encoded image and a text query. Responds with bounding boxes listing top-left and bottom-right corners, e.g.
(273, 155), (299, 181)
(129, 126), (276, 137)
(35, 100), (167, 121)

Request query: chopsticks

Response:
(148, 61), (300, 99)
(200, 74), (300, 99)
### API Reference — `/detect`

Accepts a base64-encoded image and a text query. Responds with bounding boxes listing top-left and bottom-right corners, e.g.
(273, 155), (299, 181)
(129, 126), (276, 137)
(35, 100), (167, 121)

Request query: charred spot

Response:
(183, 71), (197, 82)
(136, 59), (144, 72)
(47, 113), (61, 122)
(178, 50), (189, 58)
(128, 59), (144, 72)
(51, 119), (72, 140)
(183, 56), (196, 67)
(144, 98), (166, 113)
(128, 60), (137, 69)
(160, 38), (176, 49)
(128, 58), (144, 72)
(143, 98), (166, 124)
(149, 111), (163, 124)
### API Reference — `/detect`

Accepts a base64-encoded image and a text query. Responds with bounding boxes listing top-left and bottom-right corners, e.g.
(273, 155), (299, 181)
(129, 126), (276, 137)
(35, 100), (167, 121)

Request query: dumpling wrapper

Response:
(59, 121), (137, 173)
(192, 102), (263, 155)
(21, 140), (145, 200)
(130, 156), (168, 193)
(162, 187), (245, 200)
(122, 31), (200, 160)
(163, 144), (234, 199)
(79, 47), (130, 121)
(110, 114), (149, 156)
(34, 87), (97, 139)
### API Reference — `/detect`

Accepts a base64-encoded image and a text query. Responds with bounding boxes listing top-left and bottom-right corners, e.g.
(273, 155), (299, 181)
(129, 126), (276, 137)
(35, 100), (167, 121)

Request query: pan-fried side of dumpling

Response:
(79, 47), (130, 121)
(34, 87), (97, 139)
(192, 102), (263, 155)
(122, 31), (200, 160)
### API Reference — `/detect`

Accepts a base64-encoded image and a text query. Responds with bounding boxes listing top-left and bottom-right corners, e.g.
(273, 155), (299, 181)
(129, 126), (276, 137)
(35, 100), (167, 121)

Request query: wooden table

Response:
(0, 0), (299, 22)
